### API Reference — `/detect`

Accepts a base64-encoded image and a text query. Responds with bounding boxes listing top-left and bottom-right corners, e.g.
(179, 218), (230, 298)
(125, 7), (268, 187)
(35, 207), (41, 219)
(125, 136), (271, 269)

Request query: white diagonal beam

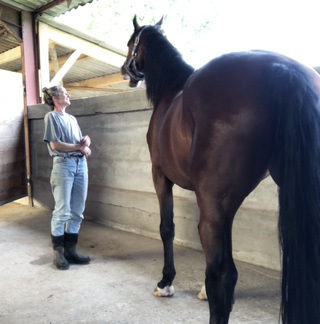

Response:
(49, 49), (81, 87)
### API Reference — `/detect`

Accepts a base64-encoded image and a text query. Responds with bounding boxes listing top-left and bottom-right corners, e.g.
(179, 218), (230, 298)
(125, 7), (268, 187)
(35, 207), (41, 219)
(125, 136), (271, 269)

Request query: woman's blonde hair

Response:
(42, 85), (62, 110)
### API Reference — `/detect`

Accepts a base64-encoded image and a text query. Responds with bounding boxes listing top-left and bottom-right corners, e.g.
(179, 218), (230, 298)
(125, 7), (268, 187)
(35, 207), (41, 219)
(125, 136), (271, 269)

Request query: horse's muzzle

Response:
(121, 64), (141, 88)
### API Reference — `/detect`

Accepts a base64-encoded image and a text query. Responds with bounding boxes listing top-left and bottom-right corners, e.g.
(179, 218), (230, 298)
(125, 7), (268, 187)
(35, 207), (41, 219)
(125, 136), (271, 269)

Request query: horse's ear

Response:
(155, 16), (164, 27)
(133, 15), (140, 31)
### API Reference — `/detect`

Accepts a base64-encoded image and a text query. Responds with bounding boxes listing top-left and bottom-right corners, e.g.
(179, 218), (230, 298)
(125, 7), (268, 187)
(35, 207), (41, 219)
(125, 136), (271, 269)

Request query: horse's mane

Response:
(141, 26), (195, 107)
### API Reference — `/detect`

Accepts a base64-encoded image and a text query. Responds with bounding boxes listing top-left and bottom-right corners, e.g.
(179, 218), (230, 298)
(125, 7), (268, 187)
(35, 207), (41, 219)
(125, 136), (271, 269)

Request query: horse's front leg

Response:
(152, 167), (176, 297)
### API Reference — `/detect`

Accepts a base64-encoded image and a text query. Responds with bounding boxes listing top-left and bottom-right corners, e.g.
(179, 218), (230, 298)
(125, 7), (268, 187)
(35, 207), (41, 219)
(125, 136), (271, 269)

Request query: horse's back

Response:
(182, 50), (320, 196)
(182, 51), (282, 190)
(189, 50), (320, 104)
(184, 49), (320, 152)
(185, 50), (308, 115)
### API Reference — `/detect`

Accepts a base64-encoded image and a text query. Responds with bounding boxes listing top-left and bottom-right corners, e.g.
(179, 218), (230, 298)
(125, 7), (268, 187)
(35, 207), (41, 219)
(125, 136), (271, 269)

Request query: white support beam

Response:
(41, 22), (125, 68)
(38, 22), (50, 89)
(49, 53), (90, 71)
(49, 49), (81, 87)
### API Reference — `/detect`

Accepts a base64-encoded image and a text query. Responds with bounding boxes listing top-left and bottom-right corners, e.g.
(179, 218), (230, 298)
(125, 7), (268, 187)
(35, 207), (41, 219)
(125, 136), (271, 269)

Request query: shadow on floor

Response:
(0, 202), (280, 324)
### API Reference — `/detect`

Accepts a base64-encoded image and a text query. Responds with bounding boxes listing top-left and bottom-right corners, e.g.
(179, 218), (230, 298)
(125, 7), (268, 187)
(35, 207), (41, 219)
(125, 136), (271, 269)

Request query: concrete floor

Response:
(0, 202), (281, 324)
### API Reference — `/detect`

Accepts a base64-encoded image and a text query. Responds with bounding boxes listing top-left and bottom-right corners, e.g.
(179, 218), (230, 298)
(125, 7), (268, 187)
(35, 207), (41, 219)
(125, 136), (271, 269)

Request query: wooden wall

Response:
(0, 70), (26, 204)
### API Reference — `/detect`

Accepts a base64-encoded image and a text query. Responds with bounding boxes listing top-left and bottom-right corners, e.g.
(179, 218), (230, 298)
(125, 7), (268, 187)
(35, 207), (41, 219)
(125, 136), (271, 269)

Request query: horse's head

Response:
(121, 15), (163, 88)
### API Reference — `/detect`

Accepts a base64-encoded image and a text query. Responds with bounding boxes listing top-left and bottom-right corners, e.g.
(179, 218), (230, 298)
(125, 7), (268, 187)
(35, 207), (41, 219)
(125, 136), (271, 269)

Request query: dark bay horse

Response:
(121, 16), (320, 324)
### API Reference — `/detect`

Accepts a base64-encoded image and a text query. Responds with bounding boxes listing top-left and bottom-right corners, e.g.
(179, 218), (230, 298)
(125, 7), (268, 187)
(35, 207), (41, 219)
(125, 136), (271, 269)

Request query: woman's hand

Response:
(80, 145), (91, 158)
(81, 135), (91, 147)
(50, 138), (92, 158)
(80, 136), (91, 158)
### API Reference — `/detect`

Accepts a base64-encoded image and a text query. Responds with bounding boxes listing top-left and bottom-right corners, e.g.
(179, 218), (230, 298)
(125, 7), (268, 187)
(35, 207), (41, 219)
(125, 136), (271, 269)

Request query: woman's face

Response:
(55, 87), (70, 108)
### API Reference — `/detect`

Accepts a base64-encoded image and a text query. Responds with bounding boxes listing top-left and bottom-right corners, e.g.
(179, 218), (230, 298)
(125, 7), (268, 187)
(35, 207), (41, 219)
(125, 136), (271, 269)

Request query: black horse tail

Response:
(267, 62), (320, 324)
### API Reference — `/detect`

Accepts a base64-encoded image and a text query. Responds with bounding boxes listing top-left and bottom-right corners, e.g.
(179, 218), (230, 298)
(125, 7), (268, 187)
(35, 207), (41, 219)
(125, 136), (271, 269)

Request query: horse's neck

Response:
(144, 35), (194, 107)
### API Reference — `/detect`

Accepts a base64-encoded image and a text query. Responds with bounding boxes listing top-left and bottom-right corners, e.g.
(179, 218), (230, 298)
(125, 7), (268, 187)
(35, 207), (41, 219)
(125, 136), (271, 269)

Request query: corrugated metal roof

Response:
(0, 58), (21, 71)
(0, 30), (20, 54)
(0, 0), (136, 100)
(0, 0), (95, 17)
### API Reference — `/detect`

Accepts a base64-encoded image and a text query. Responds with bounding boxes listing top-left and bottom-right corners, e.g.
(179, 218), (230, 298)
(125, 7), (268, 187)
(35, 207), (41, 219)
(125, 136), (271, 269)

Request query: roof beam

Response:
(49, 48), (81, 87)
(49, 42), (60, 76)
(0, 46), (20, 64)
(64, 72), (126, 88)
(41, 23), (125, 67)
(16, 52), (90, 74)
(66, 86), (127, 93)
(49, 52), (90, 70)
(0, 19), (22, 42)
(34, 0), (72, 15)
(0, 44), (90, 69)
(0, 27), (7, 35)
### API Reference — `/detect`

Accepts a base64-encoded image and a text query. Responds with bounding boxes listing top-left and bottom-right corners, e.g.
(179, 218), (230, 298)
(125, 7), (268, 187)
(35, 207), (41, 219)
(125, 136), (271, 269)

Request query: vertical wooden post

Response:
(21, 11), (39, 207)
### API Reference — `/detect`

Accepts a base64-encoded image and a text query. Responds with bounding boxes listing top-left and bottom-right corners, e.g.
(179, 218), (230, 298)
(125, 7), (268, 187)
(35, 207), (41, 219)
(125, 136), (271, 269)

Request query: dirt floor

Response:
(0, 202), (281, 324)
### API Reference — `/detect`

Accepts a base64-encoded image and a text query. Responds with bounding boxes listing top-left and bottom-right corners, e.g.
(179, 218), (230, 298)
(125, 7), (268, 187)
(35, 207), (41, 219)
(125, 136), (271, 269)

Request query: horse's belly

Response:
(151, 92), (194, 190)
(159, 131), (193, 190)
(161, 157), (194, 191)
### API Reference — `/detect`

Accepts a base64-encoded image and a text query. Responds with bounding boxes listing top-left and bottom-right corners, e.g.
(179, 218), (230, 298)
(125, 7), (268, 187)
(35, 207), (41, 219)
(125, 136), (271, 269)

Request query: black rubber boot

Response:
(51, 235), (69, 270)
(64, 233), (90, 264)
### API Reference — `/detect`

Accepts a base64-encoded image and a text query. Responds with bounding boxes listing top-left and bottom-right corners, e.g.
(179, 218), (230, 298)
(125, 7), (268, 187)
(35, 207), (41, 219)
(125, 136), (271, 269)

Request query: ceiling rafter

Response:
(49, 48), (81, 86)
(0, 46), (20, 64)
(65, 72), (125, 88)
(38, 21), (128, 96)
(66, 86), (127, 93)
(52, 52), (90, 67)
(0, 1), (133, 99)
(0, 19), (22, 42)
(43, 23), (124, 67)
(34, 0), (72, 15)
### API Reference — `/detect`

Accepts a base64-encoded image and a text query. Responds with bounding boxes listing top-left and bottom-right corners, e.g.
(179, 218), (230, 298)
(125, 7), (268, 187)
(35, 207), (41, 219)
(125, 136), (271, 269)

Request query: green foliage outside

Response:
(57, 0), (219, 63)
(57, 0), (320, 68)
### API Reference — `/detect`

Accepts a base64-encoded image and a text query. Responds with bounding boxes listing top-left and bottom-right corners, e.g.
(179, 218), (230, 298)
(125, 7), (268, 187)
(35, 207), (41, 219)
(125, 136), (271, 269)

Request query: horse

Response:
(121, 16), (320, 324)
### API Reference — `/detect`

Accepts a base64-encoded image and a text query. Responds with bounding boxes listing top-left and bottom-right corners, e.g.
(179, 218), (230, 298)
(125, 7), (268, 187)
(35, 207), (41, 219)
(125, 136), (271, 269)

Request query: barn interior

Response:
(1, 1), (318, 323)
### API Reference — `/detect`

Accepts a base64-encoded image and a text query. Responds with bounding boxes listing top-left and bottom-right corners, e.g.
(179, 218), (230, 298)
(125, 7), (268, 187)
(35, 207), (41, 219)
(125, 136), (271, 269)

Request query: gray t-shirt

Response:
(43, 111), (83, 157)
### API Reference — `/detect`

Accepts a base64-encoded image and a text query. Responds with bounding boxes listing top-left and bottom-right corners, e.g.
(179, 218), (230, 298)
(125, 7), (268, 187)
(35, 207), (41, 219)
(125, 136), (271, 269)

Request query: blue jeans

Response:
(50, 156), (88, 236)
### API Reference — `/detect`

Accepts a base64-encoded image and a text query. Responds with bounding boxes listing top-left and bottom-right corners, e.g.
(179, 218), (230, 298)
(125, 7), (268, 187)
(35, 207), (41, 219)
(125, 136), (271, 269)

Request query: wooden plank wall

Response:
(0, 70), (26, 204)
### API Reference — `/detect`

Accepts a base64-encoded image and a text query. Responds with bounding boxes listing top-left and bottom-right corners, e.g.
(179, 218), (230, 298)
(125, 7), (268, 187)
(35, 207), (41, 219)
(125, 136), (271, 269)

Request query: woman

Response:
(43, 85), (91, 270)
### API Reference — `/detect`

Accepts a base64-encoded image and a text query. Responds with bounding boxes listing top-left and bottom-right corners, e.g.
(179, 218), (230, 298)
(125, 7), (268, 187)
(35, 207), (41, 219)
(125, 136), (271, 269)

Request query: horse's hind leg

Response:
(152, 167), (176, 297)
(196, 191), (239, 324)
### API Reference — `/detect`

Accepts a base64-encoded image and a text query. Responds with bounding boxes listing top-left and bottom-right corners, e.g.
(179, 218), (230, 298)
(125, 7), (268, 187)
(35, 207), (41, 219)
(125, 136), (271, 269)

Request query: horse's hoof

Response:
(197, 285), (207, 300)
(153, 285), (174, 297)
